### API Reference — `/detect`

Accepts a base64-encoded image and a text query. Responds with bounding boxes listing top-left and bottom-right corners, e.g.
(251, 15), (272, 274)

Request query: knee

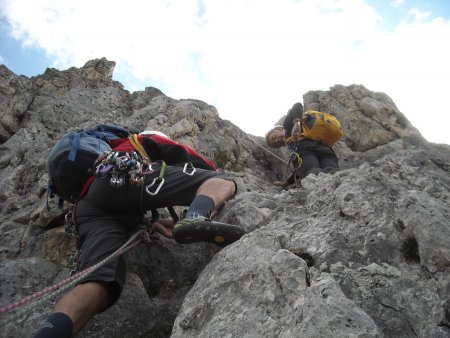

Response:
(72, 281), (112, 310)
(323, 166), (337, 174)
(198, 177), (237, 199)
(225, 179), (236, 196)
(213, 178), (236, 197)
(307, 167), (323, 175)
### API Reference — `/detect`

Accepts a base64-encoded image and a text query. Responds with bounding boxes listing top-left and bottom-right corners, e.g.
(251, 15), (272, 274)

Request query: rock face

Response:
(0, 58), (449, 338)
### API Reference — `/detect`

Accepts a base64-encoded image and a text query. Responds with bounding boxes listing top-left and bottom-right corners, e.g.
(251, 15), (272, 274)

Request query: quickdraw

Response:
(144, 161), (196, 196)
(95, 150), (153, 188)
(64, 208), (77, 240)
(289, 146), (303, 188)
(145, 161), (166, 196)
(289, 151), (302, 172)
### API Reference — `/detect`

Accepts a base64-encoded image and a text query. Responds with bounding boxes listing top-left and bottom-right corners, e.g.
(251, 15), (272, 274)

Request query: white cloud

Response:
(1, 0), (450, 144)
(351, 11), (450, 144)
(391, 0), (405, 8)
(408, 8), (431, 21)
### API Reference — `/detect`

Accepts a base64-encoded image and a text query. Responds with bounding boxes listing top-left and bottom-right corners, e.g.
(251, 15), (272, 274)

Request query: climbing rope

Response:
(0, 227), (151, 323)
(247, 136), (305, 188)
(246, 136), (289, 165)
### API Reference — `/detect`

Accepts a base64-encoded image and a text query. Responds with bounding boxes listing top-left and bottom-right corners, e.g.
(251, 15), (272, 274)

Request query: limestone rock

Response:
(0, 65), (33, 142)
(304, 84), (421, 152)
(0, 59), (449, 338)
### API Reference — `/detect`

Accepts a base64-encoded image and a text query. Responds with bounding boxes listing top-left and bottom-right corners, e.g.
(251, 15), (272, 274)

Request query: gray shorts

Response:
(74, 163), (234, 309)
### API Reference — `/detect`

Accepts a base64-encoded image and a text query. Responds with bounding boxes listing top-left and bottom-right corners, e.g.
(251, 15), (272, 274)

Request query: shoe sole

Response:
(174, 220), (246, 247)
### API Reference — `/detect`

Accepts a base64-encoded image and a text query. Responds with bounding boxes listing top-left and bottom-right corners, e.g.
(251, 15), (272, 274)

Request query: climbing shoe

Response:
(173, 216), (246, 247)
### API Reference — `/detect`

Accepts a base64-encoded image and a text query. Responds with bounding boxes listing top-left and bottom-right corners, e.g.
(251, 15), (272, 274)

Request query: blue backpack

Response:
(47, 124), (129, 205)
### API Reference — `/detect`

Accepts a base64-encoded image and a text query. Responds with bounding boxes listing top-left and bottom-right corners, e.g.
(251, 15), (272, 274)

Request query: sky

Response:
(1, 0), (449, 145)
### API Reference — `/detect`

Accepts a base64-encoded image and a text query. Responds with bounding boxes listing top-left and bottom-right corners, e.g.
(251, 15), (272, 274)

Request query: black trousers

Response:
(289, 140), (338, 182)
(73, 163), (232, 309)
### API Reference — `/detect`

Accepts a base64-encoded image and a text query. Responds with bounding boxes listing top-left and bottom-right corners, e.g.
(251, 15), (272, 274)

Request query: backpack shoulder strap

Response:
(129, 134), (150, 160)
(67, 133), (81, 162)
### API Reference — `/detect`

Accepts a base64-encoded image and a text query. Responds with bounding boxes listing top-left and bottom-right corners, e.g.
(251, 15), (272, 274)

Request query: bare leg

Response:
(273, 180), (289, 189)
(54, 281), (111, 334)
(195, 178), (236, 210)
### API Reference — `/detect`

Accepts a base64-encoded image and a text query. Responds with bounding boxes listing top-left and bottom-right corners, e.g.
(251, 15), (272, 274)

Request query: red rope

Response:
(0, 229), (149, 315)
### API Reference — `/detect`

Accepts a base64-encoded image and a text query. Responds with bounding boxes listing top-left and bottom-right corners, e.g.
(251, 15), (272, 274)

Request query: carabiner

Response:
(110, 173), (125, 187)
(96, 163), (113, 175)
(145, 177), (165, 196)
(130, 173), (144, 186)
(183, 162), (196, 176)
(140, 162), (155, 175)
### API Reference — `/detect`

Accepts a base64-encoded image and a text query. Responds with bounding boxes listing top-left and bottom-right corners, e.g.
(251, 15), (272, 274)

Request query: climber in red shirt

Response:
(33, 131), (246, 337)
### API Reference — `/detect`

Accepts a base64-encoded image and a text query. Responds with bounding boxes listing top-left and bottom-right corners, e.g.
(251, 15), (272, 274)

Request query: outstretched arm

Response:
(283, 102), (304, 139)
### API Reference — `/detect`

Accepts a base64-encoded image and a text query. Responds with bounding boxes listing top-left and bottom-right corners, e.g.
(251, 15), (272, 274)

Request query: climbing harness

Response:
(0, 227), (152, 323)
